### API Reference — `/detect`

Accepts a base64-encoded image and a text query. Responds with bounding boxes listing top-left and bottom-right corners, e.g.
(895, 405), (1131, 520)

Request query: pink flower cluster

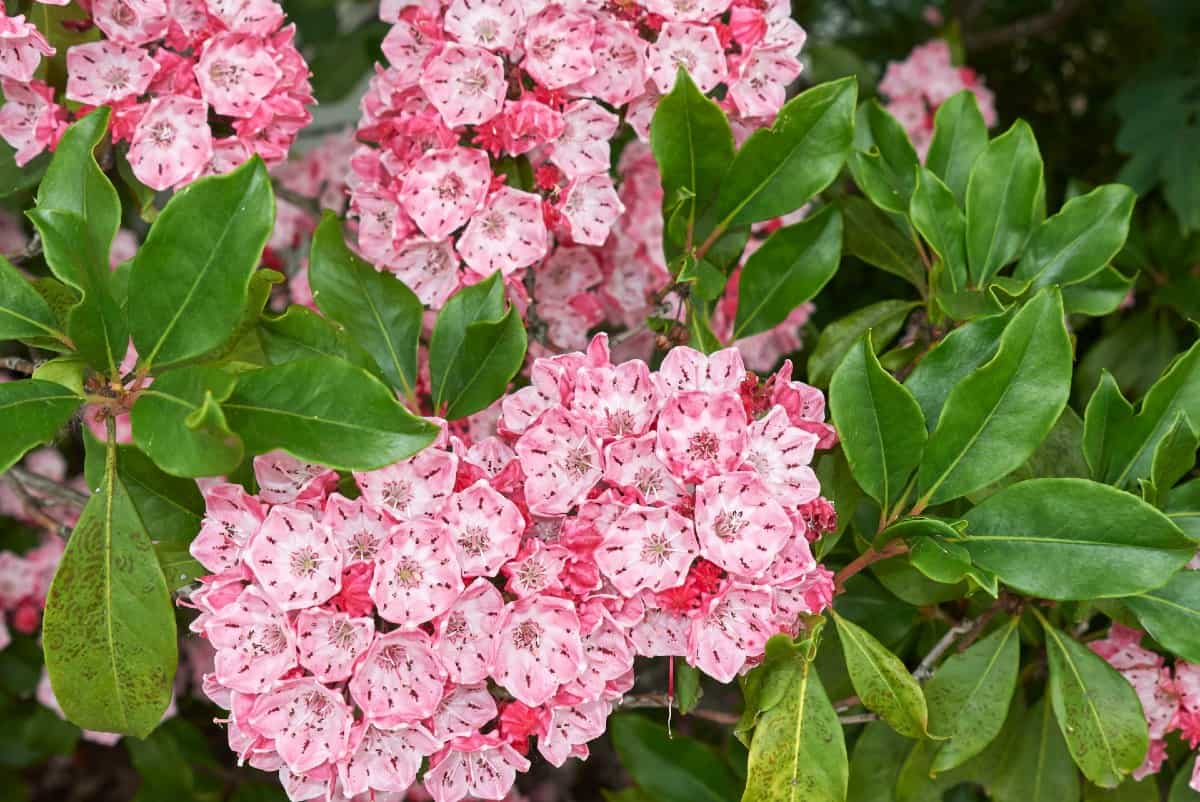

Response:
(0, 0), (313, 190)
(346, 0), (806, 308)
(186, 335), (837, 802)
(878, 39), (997, 159)
(1091, 623), (1200, 790)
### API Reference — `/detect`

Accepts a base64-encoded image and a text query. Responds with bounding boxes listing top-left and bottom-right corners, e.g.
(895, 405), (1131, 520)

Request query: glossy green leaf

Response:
(833, 611), (929, 737)
(840, 195), (927, 291)
(259, 304), (384, 379)
(1145, 412), (1199, 506)
(830, 333), (927, 507)
(911, 168), (968, 293)
(904, 312), (1007, 429)
(846, 720), (911, 802)
(1042, 620), (1149, 788)
(130, 366), (243, 478)
(609, 714), (740, 802)
(1014, 185), (1136, 290)
(1124, 570), (1200, 663)
(429, 273), (528, 419)
(675, 661), (702, 715)
(1083, 778), (1160, 802)
(734, 205), (842, 339)
(0, 254), (67, 345)
(926, 619), (1020, 773)
(224, 357), (439, 470)
(42, 438), (177, 738)
(965, 121), (1045, 284)
(742, 649), (847, 802)
(926, 90), (989, 205)
(808, 300), (918, 388)
(1062, 266), (1137, 316)
(30, 356), (86, 396)
(1083, 371), (1134, 481)
(907, 536), (973, 585)
(992, 699), (1080, 802)
(1170, 756), (1200, 802)
(0, 380), (81, 473)
(651, 69), (733, 237)
(714, 77), (856, 226)
(1167, 479), (1200, 540)
(916, 289), (1071, 505)
(129, 158), (274, 369)
(849, 100), (920, 213)
(309, 214), (422, 398)
(963, 478), (1194, 599)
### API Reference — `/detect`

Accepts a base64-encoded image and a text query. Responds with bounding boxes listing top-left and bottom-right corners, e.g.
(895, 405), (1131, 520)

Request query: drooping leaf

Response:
(1083, 371), (1135, 481)
(734, 206), (842, 339)
(609, 714), (741, 802)
(308, 214), (422, 398)
(130, 366), (244, 478)
(128, 158), (274, 369)
(1042, 620), (1149, 788)
(992, 699), (1080, 802)
(907, 536), (974, 585)
(713, 77), (856, 227)
(833, 611), (929, 737)
(1124, 570), (1200, 664)
(0, 380), (82, 473)
(222, 357), (439, 471)
(0, 254), (67, 345)
(916, 289), (1071, 506)
(910, 168), (968, 293)
(1062, 266), (1137, 317)
(965, 120), (1045, 284)
(925, 90), (989, 205)
(926, 618), (1020, 773)
(742, 647), (848, 802)
(830, 333), (927, 507)
(808, 299), (918, 388)
(429, 273), (527, 419)
(1014, 185), (1136, 290)
(904, 312), (1008, 429)
(42, 439), (177, 738)
(963, 478), (1194, 600)
(35, 109), (118, 268)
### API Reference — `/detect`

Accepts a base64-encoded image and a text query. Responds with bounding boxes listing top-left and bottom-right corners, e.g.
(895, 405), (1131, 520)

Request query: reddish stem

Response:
(834, 540), (909, 593)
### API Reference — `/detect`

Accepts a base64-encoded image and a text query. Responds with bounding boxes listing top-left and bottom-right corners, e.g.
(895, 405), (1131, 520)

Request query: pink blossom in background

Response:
(187, 334), (838, 802)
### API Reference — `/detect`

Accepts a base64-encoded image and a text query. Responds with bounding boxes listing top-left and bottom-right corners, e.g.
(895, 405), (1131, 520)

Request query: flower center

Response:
(148, 122), (176, 148)
(687, 431), (720, 461)
(327, 619), (357, 650)
(444, 611), (469, 643)
(511, 621), (543, 652)
(381, 479), (413, 513)
(559, 442), (594, 480)
(634, 465), (665, 498)
(253, 624), (289, 656)
(101, 67), (131, 91)
(459, 68), (491, 95)
(209, 61), (243, 90)
(393, 557), (423, 588)
(712, 510), (747, 541)
(641, 531), (673, 565)
(289, 546), (322, 578)
(348, 529), (381, 562)
(457, 525), (490, 557)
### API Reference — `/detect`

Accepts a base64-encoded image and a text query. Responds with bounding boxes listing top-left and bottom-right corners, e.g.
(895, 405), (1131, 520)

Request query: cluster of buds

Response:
(186, 335), (838, 802)
(0, 0), (313, 189)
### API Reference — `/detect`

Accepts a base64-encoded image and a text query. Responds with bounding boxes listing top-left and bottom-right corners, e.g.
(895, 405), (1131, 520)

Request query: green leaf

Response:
(833, 610), (929, 737)
(963, 478), (1194, 600)
(1014, 185), (1136, 290)
(808, 300), (918, 388)
(734, 206), (843, 339)
(742, 650), (848, 802)
(926, 90), (989, 205)
(714, 77), (856, 227)
(223, 357), (439, 471)
(1083, 778), (1160, 802)
(259, 304), (384, 379)
(42, 438), (177, 738)
(736, 635), (803, 745)
(849, 100), (920, 214)
(309, 214), (422, 398)
(1099, 337), (1200, 490)
(0, 140), (47, 199)
(1145, 412), (1199, 507)
(129, 158), (274, 369)
(609, 714), (740, 802)
(429, 273), (527, 419)
(130, 366), (244, 478)
(1167, 479), (1200, 540)
(910, 169), (968, 293)
(0, 254), (67, 344)
(992, 698), (1080, 802)
(907, 536), (973, 585)
(1124, 570), (1200, 663)
(846, 720), (911, 802)
(676, 662), (702, 715)
(1170, 756), (1200, 802)
(1042, 619), (1149, 788)
(916, 289), (1071, 506)
(840, 195), (927, 291)
(1062, 266), (1136, 317)
(0, 379), (81, 473)
(904, 312), (1008, 428)
(31, 355), (87, 396)
(651, 69), (733, 239)
(926, 619), (1020, 773)
(965, 120), (1045, 284)
(830, 333), (927, 507)
(1083, 371), (1135, 481)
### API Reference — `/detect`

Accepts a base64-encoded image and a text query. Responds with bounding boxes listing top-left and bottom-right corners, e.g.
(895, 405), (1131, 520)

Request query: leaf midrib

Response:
(1045, 625), (1122, 783)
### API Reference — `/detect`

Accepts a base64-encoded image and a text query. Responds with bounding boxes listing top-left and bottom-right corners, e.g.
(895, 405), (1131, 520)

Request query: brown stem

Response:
(838, 713), (879, 725)
(913, 619), (974, 681)
(0, 356), (36, 375)
(834, 540), (909, 593)
(8, 467), (90, 510)
(964, 0), (1086, 51)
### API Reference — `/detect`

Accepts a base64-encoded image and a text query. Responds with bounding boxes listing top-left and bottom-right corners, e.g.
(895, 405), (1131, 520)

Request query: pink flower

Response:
(500, 97), (565, 156)
(559, 174), (625, 246)
(456, 186), (549, 276)
(208, 0), (286, 36)
(648, 23), (727, 94)
(492, 595), (585, 706)
(659, 346), (747, 394)
(572, 359), (662, 440)
(350, 629), (447, 725)
(129, 95), (214, 190)
(656, 391), (748, 483)
(0, 12), (54, 82)
(370, 520), (464, 627)
(401, 146), (492, 241)
(243, 506), (343, 611)
(0, 78), (65, 166)
(387, 237), (462, 307)
(572, 18), (647, 106)
(294, 607), (374, 683)
(522, 6), (596, 90)
(603, 433), (686, 506)
(430, 682), (498, 741)
(421, 43), (506, 128)
(443, 0), (524, 52)
(743, 405), (821, 507)
(195, 33), (284, 118)
(424, 733), (531, 802)
(596, 504), (698, 595)
(339, 722), (441, 796)
(433, 578), (504, 684)
(516, 408), (603, 516)
(539, 700), (610, 766)
(688, 583), (774, 682)
(355, 448), (458, 521)
(441, 480), (524, 577)
(729, 47), (803, 120)
(92, 0), (170, 45)
(380, 17), (440, 79)
(205, 586), (297, 694)
(323, 493), (392, 565)
(190, 482), (266, 573)
(247, 678), (354, 774)
(694, 471), (792, 577)
(549, 101), (619, 178)
(642, 0), (733, 23)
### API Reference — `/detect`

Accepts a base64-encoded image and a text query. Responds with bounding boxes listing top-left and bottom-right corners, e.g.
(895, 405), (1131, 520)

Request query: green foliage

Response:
(130, 366), (243, 478)
(0, 380), (81, 473)
(833, 611), (929, 737)
(609, 714), (741, 802)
